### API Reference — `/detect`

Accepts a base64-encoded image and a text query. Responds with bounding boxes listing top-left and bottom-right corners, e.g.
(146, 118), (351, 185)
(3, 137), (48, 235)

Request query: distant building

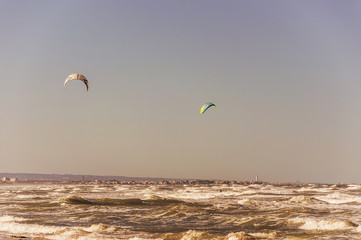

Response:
(10, 178), (18, 182)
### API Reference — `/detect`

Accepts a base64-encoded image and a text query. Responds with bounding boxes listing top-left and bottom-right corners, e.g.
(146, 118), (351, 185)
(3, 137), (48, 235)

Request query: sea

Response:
(0, 182), (360, 239)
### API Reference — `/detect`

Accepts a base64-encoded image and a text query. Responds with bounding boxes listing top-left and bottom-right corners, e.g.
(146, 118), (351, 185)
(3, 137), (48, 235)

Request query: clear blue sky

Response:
(1, 0), (361, 183)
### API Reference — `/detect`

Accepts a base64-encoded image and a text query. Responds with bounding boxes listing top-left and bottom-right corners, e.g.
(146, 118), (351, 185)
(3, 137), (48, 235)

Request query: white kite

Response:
(64, 74), (89, 91)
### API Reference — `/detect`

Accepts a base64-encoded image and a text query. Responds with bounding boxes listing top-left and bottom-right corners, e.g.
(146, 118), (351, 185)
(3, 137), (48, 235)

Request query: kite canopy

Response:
(64, 73), (89, 91)
(200, 102), (216, 114)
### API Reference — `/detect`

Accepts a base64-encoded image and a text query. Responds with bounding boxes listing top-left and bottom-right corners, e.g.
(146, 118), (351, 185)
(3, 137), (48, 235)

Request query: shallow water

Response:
(0, 182), (360, 239)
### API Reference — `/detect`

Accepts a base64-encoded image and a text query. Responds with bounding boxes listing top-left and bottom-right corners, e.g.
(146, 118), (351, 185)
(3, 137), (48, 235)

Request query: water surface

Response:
(0, 182), (360, 239)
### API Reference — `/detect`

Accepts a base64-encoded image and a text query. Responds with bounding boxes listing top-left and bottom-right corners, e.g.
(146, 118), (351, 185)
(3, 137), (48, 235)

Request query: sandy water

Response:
(0, 182), (360, 239)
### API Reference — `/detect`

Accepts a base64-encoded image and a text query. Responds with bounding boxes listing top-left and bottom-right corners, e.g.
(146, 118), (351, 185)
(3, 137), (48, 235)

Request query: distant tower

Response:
(256, 175), (259, 182)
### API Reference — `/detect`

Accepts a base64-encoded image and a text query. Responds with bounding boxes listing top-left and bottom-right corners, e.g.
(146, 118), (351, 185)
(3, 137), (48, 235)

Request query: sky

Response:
(1, 0), (361, 183)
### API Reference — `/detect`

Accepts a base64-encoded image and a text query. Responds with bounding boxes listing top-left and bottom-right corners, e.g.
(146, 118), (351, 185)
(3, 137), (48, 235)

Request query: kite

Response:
(200, 102), (216, 114)
(64, 74), (89, 91)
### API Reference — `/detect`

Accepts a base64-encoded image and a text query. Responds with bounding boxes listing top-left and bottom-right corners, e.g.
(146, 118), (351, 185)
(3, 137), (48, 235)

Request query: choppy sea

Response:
(0, 182), (360, 239)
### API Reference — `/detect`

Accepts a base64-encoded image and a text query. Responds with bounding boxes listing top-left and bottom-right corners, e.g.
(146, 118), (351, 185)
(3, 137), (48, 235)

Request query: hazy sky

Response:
(1, 0), (361, 183)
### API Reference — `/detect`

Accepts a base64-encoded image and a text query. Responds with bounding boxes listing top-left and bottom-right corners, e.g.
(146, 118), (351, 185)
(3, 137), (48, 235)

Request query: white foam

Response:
(129, 238), (163, 240)
(129, 237), (163, 240)
(180, 230), (207, 240)
(289, 217), (355, 231)
(239, 189), (258, 195)
(0, 215), (118, 240)
(168, 190), (223, 200)
(347, 184), (361, 190)
(237, 198), (251, 204)
(296, 185), (332, 193)
(289, 196), (306, 202)
(0, 218), (123, 240)
(91, 188), (107, 192)
(226, 231), (249, 240)
(54, 187), (67, 192)
(15, 195), (32, 199)
(0, 220), (66, 235)
(37, 187), (52, 191)
(83, 223), (116, 233)
(50, 231), (116, 240)
(249, 231), (277, 238)
(314, 192), (361, 204)
(296, 187), (313, 192)
(288, 196), (321, 204)
(0, 216), (25, 223)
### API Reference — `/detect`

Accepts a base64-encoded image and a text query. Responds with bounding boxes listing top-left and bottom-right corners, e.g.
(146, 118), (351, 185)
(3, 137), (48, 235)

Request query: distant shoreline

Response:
(0, 172), (264, 185)
(0, 173), (356, 185)
(0, 179), (264, 186)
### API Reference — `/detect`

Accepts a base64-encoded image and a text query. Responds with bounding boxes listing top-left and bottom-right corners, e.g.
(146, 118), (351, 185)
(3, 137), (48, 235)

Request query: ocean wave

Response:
(161, 230), (220, 240)
(0, 215), (126, 240)
(1, 183), (361, 239)
(288, 196), (325, 204)
(153, 205), (197, 218)
(346, 184), (361, 190)
(128, 238), (163, 240)
(62, 196), (187, 206)
(172, 190), (229, 200)
(237, 198), (252, 205)
(248, 231), (277, 239)
(181, 230), (212, 240)
(0, 217), (67, 235)
(160, 229), (275, 239)
(236, 198), (264, 207)
(145, 195), (187, 205)
(314, 192), (361, 204)
(0, 215), (25, 223)
(295, 186), (332, 193)
(62, 196), (94, 205)
(226, 231), (279, 240)
(83, 223), (117, 233)
(225, 231), (252, 240)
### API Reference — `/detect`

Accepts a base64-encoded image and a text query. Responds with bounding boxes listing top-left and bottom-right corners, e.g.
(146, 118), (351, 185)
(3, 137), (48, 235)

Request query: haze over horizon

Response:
(1, 0), (361, 183)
